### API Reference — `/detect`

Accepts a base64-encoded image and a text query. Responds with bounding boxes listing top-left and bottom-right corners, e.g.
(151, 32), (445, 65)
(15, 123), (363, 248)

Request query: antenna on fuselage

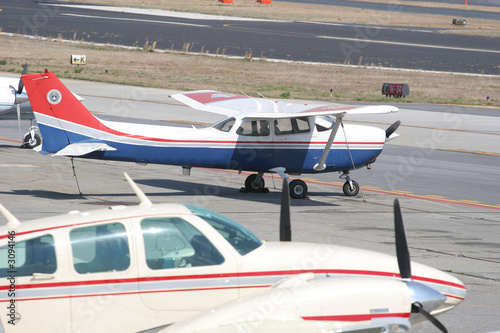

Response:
(123, 172), (153, 207)
(0, 204), (20, 229)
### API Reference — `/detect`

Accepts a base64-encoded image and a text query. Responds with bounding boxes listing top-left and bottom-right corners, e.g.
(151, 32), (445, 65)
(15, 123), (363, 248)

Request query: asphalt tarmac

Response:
(1, 77), (499, 332)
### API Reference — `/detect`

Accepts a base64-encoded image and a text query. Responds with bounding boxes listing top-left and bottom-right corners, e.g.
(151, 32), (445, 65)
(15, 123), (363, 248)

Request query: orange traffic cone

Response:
(464, 0), (467, 5)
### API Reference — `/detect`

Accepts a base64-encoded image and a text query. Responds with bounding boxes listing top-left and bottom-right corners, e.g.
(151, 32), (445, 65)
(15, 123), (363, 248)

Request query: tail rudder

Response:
(21, 71), (103, 153)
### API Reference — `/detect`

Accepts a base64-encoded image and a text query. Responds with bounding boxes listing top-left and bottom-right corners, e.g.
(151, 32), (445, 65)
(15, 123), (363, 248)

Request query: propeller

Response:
(386, 120), (401, 139)
(17, 63), (28, 94)
(8, 64), (29, 143)
(279, 178), (291, 241)
(393, 199), (448, 333)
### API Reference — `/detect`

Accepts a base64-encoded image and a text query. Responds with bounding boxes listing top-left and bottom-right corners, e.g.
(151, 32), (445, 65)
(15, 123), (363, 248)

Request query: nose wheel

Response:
(289, 179), (308, 199)
(340, 171), (360, 196)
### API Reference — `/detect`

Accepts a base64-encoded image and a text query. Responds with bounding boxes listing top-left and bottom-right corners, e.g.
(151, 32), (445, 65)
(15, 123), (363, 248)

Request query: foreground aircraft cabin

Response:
(0, 175), (465, 332)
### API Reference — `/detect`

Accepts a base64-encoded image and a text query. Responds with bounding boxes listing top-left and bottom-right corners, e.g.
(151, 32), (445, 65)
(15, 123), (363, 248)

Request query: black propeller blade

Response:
(279, 178), (291, 242)
(394, 199), (449, 332)
(394, 199), (411, 279)
(17, 63), (28, 94)
(412, 303), (448, 333)
(386, 120), (401, 139)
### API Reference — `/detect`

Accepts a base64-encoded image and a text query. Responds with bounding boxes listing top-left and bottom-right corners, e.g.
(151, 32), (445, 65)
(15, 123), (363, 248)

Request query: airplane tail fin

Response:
(21, 71), (113, 155)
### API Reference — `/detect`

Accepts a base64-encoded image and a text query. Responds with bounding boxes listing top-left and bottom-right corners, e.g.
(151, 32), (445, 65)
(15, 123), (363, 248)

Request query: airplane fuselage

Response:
(37, 111), (386, 174)
(0, 202), (465, 332)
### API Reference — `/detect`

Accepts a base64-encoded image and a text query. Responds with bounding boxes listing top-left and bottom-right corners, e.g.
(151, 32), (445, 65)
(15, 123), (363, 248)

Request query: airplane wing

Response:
(170, 90), (398, 118)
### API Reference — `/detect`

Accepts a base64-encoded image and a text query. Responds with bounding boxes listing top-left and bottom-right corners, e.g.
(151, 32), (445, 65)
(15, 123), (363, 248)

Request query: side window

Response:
(295, 117), (311, 133)
(274, 117), (311, 135)
(141, 217), (224, 270)
(236, 120), (270, 136)
(0, 234), (56, 278)
(274, 118), (294, 135)
(70, 223), (130, 274)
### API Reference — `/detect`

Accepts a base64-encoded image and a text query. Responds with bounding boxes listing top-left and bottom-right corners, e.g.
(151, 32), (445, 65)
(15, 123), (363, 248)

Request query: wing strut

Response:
(313, 114), (344, 171)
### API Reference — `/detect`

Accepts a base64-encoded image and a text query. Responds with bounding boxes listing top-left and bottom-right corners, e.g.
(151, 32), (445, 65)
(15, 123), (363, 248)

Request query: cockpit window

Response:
(274, 117), (311, 135)
(236, 120), (270, 136)
(141, 217), (224, 269)
(186, 205), (262, 255)
(0, 234), (56, 277)
(212, 117), (235, 132)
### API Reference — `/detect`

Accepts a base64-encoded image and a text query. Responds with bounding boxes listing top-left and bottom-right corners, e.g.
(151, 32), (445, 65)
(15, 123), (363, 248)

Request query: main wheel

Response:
(289, 179), (308, 199)
(342, 180), (359, 196)
(245, 174), (265, 193)
(23, 133), (41, 149)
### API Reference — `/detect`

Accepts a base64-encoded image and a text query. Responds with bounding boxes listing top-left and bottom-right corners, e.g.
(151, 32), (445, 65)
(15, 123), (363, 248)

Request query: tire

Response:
(343, 180), (359, 196)
(289, 179), (308, 199)
(245, 174), (265, 193)
(23, 133), (41, 149)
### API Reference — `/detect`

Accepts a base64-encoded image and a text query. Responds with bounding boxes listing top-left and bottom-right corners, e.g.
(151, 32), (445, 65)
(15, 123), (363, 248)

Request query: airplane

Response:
(21, 70), (400, 198)
(0, 173), (465, 332)
(0, 64), (41, 148)
(1, 66), (83, 148)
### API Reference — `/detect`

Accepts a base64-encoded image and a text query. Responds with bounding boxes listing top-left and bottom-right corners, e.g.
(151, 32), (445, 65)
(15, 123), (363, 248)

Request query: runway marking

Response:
(0, 164), (38, 168)
(0, 136), (21, 143)
(316, 35), (500, 54)
(60, 13), (210, 28)
(347, 119), (500, 136)
(441, 149), (500, 157)
(200, 168), (500, 210)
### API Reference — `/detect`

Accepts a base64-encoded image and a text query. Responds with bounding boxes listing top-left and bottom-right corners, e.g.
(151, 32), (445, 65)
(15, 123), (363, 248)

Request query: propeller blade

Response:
(17, 63), (28, 94)
(280, 178), (291, 241)
(16, 103), (22, 142)
(411, 303), (448, 333)
(386, 120), (401, 138)
(394, 199), (411, 279)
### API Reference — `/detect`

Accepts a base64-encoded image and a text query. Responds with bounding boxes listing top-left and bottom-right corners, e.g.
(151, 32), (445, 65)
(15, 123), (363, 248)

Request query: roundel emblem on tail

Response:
(47, 89), (62, 105)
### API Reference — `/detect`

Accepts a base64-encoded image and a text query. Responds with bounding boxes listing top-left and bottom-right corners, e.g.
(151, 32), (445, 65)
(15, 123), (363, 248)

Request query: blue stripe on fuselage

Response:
(38, 124), (383, 173)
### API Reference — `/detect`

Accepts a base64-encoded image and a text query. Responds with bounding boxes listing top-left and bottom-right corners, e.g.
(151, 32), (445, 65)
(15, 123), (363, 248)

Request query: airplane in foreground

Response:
(21, 70), (400, 198)
(0, 173), (465, 332)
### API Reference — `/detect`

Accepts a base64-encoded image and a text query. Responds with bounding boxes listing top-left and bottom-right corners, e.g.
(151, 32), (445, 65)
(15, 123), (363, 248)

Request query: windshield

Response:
(186, 205), (262, 255)
(212, 117), (236, 132)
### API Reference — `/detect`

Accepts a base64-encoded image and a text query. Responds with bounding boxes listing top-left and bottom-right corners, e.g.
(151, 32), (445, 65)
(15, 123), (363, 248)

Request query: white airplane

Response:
(0, 174), (465, 332)
(21, 70), (401, 198)
(0, 64), (41, 148)
(1, 66), (83, 148)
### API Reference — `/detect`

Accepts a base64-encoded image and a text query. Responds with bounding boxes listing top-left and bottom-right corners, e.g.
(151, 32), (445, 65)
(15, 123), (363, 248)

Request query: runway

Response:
(1, 1), (499, 74)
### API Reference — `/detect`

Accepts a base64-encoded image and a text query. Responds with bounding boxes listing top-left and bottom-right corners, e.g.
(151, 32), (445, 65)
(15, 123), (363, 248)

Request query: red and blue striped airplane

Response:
(21, 70), (399, 198)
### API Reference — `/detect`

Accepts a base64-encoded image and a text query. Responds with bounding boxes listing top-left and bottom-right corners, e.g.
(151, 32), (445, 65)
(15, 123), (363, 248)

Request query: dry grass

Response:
(1, 34), (498, 106)
(63, 0), (500, 36)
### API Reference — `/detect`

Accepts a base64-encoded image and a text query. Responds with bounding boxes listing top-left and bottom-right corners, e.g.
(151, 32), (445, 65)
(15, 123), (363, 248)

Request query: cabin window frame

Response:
(0, 234), (57, 278)
(70, 222), (131, 274)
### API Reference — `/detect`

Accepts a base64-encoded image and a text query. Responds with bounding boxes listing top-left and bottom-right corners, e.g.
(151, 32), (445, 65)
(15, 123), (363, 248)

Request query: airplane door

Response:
(0, 233), (72, 332)
(272, 117), (317, 171)
(136, 216), (239, 315)
(68, 222), (145, 333)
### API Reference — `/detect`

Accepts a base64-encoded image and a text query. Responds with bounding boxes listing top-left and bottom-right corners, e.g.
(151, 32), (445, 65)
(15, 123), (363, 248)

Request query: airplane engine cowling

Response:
(161, 276), (413, 333)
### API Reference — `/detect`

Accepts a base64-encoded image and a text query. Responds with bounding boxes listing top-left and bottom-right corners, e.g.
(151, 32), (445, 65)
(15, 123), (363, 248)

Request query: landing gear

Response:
(289, 179), (308, 199)
(22, 124), (41, 149)
(340, 171), (360, 196)
(244, 173), (266, 193)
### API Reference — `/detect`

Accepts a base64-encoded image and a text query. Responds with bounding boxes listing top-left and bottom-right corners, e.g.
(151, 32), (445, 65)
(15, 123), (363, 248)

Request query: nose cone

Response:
(411, 261), (466, 314)
(407, 280), (446, 313)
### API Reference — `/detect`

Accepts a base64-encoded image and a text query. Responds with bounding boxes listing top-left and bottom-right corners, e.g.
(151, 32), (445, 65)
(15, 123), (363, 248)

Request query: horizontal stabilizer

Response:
(54, 142), (116, 156)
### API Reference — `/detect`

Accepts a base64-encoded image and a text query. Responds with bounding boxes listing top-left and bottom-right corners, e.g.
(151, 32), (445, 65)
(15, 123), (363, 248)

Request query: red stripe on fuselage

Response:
(302, 312), (410, 322)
